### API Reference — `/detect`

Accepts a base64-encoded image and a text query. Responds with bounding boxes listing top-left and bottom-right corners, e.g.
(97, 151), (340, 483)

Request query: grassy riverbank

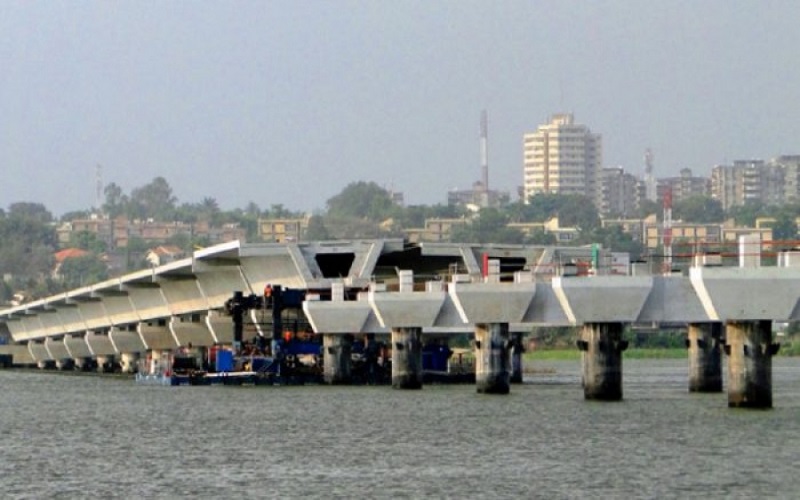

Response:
(524, 348), (687, 362)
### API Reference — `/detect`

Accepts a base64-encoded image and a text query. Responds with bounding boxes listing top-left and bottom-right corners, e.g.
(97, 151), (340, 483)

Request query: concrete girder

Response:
(637, 276), (711, 324)
(449, 282), (536, 324)
(239, 250), (308, 292)
(95, 291), (139, 327)
(28, 341), (50, 363)
(157, 276), (209, 316)
(348, 240), (386, 285)
(55, 304), (88, 336)
(77, 297), (111, 332)
(37, 308), (64, 338)
(109, 325), (147, 354)
(553, 276), (653, 324)
(5, 317), (28, 343)
(369, 290), (447, 328)
(521, 282), (572, 326)
(691, 267), (800, 321)
(86, 330), (117, 357)
(170, 315), (215, 347)
(206, 310), (233, 344)
(138, 321), (178, 351)
(64, 334), (93, 359)
(124, 283), (170, 322)
(17, 315), (46, 342)
(193, 261), (249, 310)
(44, 336), (70, 362)
(303, 300), (374, 334)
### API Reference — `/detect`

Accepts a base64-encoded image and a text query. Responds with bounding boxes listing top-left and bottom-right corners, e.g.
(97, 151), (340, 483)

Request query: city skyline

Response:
(2, 2), (799, 215)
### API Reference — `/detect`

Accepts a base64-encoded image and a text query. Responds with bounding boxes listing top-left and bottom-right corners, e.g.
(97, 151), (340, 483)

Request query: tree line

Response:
(3, 176), (800, 303)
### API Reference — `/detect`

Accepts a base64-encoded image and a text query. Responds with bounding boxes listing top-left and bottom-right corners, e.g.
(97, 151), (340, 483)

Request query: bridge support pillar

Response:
(687, 322), (723, 392)
(510, 332), (524, 384)
(96, 355), (114, 373)
(475, 323), (512, 394)
(577, 322), (627, 401)
(323, 334), (353, 385)
(725, 320), (778, 409)
(121, 352), (139, 374)
(391, 327), (423, 389)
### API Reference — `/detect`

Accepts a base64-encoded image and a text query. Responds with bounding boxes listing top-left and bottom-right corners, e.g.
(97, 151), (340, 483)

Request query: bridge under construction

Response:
(1, 238), (798, 409)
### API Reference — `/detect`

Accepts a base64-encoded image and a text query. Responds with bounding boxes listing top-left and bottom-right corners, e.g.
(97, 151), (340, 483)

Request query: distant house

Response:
(145, 245), (186, 267)
(53, 248), (90, 278)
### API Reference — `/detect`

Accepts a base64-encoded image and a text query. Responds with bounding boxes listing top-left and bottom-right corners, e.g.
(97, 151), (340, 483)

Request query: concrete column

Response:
(725, 320), (778, 409)
(323, 334), (353, 385)
(391, 327), (423, 389)
(576, 323), (628, 401)
(121, 352), (140, 374)
(687, 322), (723, 392)
(510, 332), (524, 384)
(474, 323), (512, 394)
(96, 355), (114, 373)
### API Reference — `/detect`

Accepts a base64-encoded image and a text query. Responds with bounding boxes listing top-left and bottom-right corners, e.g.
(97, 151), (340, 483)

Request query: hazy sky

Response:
(2, 1), (799, 216)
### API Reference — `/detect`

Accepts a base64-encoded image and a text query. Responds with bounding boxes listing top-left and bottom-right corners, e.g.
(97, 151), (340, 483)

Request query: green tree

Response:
(326, 181), (394, 221)
(673, 195), (725, 223)
(129, 177), (177, 220)
(59, 254), (109, 288)
(0, 204), (57, 281)
(69, 231), (107, 253)
(102, 182), (129, 218)
(450, 209), (525, 244)
(305, 215), (330, 241)
(727, 201), (766, 226)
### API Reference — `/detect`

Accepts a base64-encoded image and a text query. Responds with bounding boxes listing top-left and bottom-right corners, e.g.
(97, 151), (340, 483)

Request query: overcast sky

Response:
(2, 1), (799, 216)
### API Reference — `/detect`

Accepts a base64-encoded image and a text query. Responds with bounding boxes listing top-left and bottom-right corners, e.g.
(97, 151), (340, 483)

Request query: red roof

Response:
(54, 248), (90, 263)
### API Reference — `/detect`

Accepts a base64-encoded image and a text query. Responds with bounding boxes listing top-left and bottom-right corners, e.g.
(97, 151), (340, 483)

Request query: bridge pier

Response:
(687, 322), (723, 392)
(474, 323), (511, 394)
(121, 352), (139, 374)
(725, 320), (778, 408)
(510, 332), (524, 384)
(323, 334), (353, 385)
(96, 355), (114, 373)
(391, 327), (422, 389)
(577, 322), (627, 401)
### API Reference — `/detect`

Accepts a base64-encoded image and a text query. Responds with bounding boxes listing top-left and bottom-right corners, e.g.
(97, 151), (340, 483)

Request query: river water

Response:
(2, 358), (800, 499)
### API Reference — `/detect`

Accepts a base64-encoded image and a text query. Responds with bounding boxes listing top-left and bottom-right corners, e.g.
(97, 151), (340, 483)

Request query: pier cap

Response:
(690, 267), (800, 321)
(449, 282), (536, 324)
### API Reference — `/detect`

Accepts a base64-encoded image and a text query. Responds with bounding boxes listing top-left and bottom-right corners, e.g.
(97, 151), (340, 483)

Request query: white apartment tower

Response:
(523, 113), (602, 203)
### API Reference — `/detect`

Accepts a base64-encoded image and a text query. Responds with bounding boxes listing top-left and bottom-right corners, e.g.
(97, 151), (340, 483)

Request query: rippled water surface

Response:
(2, 358), (800, 499)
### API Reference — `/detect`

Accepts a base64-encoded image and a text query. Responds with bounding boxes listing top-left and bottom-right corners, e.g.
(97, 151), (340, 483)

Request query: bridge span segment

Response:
(3, 239), (800, 408)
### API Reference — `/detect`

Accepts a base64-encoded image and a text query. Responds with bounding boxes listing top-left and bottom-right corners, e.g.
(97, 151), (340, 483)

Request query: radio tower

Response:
(480, 110), (489, 191)
(644, 148), (656, 201)
(95, 164), (103, 211)
(663, 186), (673, 273)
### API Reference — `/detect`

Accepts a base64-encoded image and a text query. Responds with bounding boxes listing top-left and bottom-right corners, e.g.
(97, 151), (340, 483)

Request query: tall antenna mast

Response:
(95, 164), (103, 211)
(480, 110), (489, 190)
(644, 148), (656, 202)
(663, 186), (673, 273)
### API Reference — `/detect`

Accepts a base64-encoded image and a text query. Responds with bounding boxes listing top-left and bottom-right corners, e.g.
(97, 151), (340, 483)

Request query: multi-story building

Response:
(597, 167), (645, 218)
(522, 113), (602, 203)
(258, 218), (308, 243)
(774, 155), (800, 203)
(711, 160), (784, 210)
(656, 168), (710, 205)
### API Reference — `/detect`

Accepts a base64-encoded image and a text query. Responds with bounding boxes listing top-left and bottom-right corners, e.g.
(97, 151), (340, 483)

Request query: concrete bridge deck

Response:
(1, 239), (797, 408)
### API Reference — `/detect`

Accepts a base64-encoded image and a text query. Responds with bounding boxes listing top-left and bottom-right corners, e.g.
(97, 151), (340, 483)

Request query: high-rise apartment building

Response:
(656, 168), (710, 205)
(523, 113), (602, 203)
(711, 160), (784, 210)
(597, 167), (645, 217)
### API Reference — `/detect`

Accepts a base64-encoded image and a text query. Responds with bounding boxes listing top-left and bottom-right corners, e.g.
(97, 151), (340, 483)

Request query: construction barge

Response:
(135, 285), (475, 386)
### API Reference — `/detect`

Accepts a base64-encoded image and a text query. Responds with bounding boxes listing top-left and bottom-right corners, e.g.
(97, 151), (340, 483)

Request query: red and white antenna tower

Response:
(663, 186), (673, 273)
